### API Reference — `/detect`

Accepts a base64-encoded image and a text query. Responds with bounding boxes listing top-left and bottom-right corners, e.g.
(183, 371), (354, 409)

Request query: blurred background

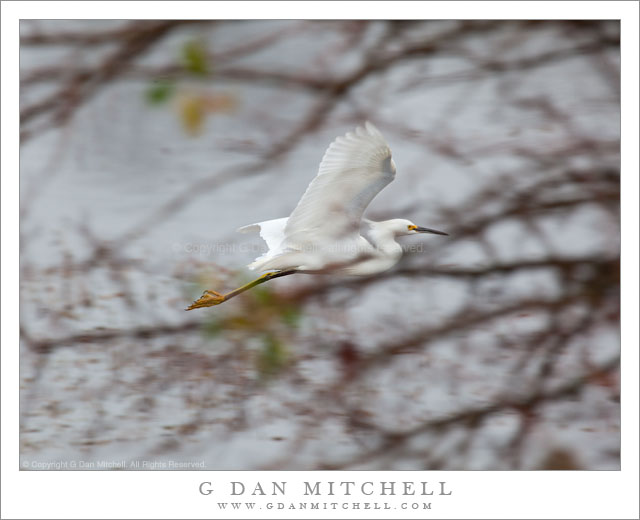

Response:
(19, 20), (620, 470)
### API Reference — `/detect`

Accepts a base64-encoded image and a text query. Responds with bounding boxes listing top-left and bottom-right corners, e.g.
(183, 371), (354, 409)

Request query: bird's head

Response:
(390, 219), (449, 237)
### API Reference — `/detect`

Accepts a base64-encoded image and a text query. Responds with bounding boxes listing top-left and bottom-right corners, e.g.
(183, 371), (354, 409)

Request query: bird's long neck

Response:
(368, 224), (403, 257)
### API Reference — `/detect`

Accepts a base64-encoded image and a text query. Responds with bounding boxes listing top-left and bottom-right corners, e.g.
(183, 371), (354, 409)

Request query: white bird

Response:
(187, 122), (447, 310)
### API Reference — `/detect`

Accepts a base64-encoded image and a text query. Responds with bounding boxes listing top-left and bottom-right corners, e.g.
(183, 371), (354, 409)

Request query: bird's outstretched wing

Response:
(283, 122), (396, 246)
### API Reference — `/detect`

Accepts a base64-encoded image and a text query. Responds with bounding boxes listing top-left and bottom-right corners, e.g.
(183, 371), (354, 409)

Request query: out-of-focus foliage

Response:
(257, 334), (290, 380)
(145, 79), (175, 105)
(181, 39), (210, 76)
(178, 94), (206, 135)
(177, 90), (236, 136)
(142, 33), (234, 135)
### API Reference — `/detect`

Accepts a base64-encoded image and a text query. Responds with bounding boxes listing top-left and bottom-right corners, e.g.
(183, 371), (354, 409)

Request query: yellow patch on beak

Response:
(408, 224), (418, 231)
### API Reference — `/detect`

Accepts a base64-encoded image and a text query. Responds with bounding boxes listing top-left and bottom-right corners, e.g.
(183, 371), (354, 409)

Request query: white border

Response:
(3, 2), (638, 519)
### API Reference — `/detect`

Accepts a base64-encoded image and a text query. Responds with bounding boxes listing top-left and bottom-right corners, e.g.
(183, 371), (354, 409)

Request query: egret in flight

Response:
(187, 122), (447, 310)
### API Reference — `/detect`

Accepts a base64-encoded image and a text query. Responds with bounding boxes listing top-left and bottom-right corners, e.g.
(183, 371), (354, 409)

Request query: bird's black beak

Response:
(415, 226), (448, 236)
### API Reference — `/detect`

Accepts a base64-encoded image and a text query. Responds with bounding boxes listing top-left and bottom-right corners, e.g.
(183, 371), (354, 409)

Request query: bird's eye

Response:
(408, 225), (417, 231)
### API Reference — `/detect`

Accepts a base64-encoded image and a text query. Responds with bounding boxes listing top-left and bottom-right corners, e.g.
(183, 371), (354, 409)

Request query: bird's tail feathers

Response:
(237, 217), (289, 270)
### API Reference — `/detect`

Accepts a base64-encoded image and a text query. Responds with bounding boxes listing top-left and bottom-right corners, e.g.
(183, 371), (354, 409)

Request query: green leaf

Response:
(181, 39), (210, 76)
(252, 285), (274, 306)
(281, 305), (302, 329)
(202, 318), (222, 338)
(145, 79), (174, 105)
(256, 334), (288, 379)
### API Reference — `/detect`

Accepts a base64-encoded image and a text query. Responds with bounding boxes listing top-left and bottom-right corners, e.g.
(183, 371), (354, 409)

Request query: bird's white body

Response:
(238, 122), (446, 276)
(239, 216), (408, 275)
(187, 122), (447, 310)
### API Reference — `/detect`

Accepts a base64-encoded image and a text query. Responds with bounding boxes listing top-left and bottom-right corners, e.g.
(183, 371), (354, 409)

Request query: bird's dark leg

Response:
(186, 269), (298, 310)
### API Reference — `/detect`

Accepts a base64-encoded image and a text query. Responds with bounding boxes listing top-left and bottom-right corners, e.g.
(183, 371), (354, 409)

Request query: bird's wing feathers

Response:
(283, 122), (395, 244)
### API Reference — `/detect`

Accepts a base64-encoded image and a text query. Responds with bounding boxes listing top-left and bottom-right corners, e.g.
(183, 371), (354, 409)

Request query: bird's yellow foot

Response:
(186, 290), (226, 310)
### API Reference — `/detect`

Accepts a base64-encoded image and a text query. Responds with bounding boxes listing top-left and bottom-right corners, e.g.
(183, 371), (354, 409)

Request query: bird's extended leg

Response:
(185, 269), (298, 310)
